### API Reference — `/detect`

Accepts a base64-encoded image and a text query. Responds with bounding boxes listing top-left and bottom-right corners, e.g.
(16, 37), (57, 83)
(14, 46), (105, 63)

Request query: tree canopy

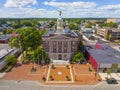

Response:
(6, 55), (17, 65)
(72, 52), (84, 63)
(33, 46), (50, 64)
(9, 27), (42, 52)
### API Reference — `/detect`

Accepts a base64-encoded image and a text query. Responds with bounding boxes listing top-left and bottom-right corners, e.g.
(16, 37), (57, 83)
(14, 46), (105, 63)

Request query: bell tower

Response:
(57, 11), (63, 30)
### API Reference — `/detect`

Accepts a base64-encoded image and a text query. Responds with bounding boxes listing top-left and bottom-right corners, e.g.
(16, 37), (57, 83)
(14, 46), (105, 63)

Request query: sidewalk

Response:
(99, 73), (120, 81)
(0, 72), (6, 79)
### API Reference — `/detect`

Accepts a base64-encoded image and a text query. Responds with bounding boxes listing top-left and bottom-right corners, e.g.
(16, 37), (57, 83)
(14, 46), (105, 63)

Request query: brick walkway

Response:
(2, 62), (47, 83)
(2, 62), (101, 85)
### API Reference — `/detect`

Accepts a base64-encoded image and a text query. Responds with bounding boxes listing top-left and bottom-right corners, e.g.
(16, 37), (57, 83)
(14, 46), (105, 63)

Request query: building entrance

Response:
(58, 54), (62, 60)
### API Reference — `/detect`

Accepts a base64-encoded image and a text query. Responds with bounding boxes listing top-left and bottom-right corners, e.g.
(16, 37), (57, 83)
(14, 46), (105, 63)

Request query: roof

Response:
(43, 29), (78, 37)
(0, 34), (12, 41)
(0, 49), (14, 63)
(86, 44), (120, 64)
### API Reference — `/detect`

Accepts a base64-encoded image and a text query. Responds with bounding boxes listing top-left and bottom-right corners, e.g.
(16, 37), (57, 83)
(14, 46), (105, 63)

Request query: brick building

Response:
(42, 12), (79, 63)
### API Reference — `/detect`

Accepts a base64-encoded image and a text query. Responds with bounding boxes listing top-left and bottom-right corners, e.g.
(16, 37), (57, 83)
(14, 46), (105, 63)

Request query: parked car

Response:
(106, 78), (118, 84)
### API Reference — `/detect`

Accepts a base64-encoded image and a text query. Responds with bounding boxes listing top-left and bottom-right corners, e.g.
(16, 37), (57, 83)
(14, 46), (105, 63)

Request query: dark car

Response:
(106, 78), (118, 84)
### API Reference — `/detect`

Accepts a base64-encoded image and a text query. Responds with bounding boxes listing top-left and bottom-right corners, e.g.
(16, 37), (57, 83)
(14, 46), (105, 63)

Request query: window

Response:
(64, 41), (67, 53)
(58, 41), (62, 53)
(53, 41), (57, 53)
(43, 41), (49, 52)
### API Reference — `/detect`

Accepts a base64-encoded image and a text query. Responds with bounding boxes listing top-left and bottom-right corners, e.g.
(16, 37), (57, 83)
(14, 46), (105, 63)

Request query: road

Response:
(0, 80), (120, 90)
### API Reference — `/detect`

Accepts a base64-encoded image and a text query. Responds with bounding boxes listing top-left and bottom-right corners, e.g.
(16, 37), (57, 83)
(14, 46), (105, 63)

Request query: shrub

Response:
(5, 65), (13, 72)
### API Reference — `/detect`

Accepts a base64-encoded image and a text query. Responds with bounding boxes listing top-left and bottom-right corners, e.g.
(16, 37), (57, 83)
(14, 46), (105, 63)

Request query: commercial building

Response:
(85, 43), (120, 72)
(42, 12), (79, 63)
(97, 27), (120, 40)
(0, 34), (12, 44)
(107, 18), (120, 23)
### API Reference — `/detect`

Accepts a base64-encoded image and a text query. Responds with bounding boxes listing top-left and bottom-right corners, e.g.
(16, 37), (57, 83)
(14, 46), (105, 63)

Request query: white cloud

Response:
(99, 4), (120, 11)
(43, 1), (97, 10)
(51, 0), (56, 2)
(1, 0), (120, 18)
(4, 0), (37, 8)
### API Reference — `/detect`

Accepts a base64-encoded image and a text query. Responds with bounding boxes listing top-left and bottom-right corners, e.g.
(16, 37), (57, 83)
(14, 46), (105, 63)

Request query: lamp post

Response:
(41, 49), (45, 68)
(37, 52), (39, 66)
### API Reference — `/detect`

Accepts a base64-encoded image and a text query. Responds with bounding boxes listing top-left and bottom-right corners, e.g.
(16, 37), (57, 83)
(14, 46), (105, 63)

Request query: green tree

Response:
(48, 20), (56, 28)
(33, 47), (50, 64)
(72, 52), (84, 63)
(6, 55), (17, 65)
(17, 27), (41, 52)
(12, 23), (19, 29)
(21, 20), (33, 27)
(75, 19), (81, 24)
(77, 40), (84, 52)
(9, 38), (19, 48)
(86, 24), (92, 28)
(106, 69), (111, 78)
(108, 34), (113, 41)
(68, 22), (75, 30)
(3, 29), (13, 34)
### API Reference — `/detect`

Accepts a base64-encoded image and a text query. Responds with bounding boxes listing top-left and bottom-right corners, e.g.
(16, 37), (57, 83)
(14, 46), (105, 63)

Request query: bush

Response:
(5, 65), (13, 72)
(66, 65), (69, 69)
(6, 55), (17, 65)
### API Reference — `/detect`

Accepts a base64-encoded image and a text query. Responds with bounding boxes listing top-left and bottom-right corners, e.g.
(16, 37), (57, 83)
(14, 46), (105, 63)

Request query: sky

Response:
(0, 0), (120, 18)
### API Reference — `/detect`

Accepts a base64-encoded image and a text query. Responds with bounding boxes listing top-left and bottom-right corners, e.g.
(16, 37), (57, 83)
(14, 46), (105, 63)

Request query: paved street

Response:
(0, 80), (120, 90)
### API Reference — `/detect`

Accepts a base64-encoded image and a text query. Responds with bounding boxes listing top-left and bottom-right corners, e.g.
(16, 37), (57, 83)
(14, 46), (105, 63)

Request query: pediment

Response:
(49, 35), (71, 40)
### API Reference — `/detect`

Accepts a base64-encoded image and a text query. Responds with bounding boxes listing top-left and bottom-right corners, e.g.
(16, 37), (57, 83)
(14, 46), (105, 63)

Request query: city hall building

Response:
(42, 12), (79, 63)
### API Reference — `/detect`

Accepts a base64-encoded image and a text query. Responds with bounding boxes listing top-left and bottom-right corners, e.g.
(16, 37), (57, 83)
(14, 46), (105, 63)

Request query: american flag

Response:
(12, 32), (19, 37)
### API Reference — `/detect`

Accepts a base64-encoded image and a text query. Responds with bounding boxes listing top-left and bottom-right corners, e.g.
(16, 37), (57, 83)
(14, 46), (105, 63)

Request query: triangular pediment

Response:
(49, 35), (71, 39)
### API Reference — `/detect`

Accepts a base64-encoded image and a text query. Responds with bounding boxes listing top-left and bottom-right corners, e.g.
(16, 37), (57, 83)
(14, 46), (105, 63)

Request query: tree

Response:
(6, 55), (17, 65)
(100, 22), (117, 28)
(105, 34), (109, 40)
(48, 20), (56, 28)
(21, 20), (33, 27)
(86, 24), (92, 28)
(77, 40), (84, 52)
(108, 34), (113, 41)
(3, 29), (13, 34)
(33, 47), (50, 64)
(12, 23), (19, 29)
(106, 69), (111, 79)
(17, 27), (41, 52)
(68, 22), (76, 30)
(72, 52), (84, 63)
(75, 19), (82, 24)
(9, 38), (19, 48)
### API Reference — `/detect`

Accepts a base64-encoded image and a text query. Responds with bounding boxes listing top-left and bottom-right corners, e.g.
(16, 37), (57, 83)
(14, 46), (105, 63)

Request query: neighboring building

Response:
(97, 27), (120, 40)
(0, 34), (12, 44)
(107, 18), (120, 24)
(85, 44), (120, 72)
(81, 28), (94, 34)
(87, 20), (104, 24)
(42, 12), (79, 63)
(0, 49), (13, 70)
(0, 44), (21, 70)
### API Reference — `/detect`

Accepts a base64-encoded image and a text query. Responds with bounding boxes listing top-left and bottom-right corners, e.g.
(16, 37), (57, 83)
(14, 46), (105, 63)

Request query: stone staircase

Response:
(52, 60), (69, 65)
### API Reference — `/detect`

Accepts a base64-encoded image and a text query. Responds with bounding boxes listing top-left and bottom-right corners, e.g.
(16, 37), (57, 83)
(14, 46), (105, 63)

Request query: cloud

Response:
(1, 0), (120, 18)
(4, 0), (37, 8)
(43, 1), (97, 10)
(99, 4), (120, 11)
